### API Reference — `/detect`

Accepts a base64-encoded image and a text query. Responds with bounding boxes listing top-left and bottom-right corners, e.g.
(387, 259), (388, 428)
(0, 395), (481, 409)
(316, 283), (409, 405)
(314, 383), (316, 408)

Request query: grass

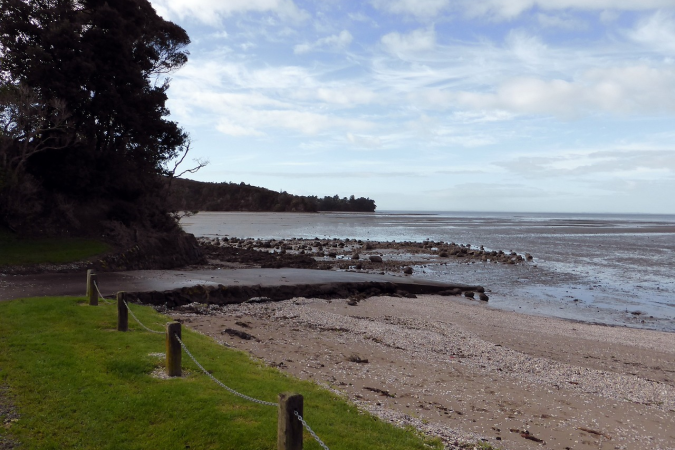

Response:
(0, 229), (109, 266)
(0, 296), (443, 450)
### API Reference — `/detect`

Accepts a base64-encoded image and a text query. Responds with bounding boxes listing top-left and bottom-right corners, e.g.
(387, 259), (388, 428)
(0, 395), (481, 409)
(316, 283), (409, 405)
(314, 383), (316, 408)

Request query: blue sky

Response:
(150, 0), (675, 213)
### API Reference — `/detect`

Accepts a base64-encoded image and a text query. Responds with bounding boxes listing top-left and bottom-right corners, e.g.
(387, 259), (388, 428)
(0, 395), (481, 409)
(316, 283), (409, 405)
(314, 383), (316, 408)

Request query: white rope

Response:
(122, 299), (165, 334)
(92, 280), (113, 304)
(175, 334), (277, 407)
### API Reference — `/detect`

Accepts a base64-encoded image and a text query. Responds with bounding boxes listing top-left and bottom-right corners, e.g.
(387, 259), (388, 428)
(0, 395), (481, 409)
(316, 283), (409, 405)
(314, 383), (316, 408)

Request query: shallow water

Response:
(180, 211), (675, 332)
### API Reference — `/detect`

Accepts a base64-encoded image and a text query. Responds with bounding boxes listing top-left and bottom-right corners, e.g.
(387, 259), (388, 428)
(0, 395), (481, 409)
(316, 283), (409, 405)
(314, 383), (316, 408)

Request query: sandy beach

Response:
(170, 294), (675, 450)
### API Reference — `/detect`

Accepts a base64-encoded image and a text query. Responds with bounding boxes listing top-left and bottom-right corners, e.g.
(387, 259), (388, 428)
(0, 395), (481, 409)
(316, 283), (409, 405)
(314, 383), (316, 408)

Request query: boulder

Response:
(403, 266), (413, 274)
(479, 293), (489, 301)
(464, 291), (475, 298)
(369, 255), (383, 263)
(351, 253), (360, 260)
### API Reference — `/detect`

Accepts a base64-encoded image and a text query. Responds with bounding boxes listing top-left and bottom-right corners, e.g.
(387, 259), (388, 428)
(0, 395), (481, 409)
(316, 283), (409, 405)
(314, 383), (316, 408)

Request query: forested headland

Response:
(0, 0), (375, 269)
(168, 178), (376, 213)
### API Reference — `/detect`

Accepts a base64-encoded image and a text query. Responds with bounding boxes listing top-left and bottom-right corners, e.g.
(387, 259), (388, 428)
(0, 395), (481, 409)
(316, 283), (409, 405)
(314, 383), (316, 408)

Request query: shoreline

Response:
(170, 294), (675, 450)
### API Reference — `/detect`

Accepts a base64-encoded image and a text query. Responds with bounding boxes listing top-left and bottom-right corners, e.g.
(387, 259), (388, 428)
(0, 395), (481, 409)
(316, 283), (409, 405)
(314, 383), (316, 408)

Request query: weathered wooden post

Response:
(86, 269), (94, 297)
(87, 272), (98, 306)
(278, 393), (304, 450)
(117, 292), (128, 332)
(166, 322), (182, 377)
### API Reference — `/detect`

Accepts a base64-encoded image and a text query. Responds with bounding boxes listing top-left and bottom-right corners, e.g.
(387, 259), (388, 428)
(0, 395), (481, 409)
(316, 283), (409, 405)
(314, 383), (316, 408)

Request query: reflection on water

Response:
(180, 211), (675, 331)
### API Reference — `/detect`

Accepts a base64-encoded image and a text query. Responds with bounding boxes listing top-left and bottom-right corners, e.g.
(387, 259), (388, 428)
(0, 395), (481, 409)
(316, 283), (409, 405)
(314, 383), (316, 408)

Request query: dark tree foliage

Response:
(0, 0), (190, 234)
(168, 178), (377, 213)
(315, 194), (376, 212)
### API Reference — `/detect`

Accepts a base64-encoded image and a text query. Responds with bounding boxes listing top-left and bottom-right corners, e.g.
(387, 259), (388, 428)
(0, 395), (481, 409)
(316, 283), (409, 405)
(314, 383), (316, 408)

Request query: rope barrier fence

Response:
(122, 298), (164, 334)
(88, 274), (331, 450)
(92, 280), (114, 304)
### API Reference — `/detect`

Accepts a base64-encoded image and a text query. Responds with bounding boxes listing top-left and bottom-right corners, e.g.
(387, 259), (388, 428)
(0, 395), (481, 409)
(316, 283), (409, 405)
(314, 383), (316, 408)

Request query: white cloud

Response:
(216, 120), (265, 136)
(461, 0), (675, 19)
(371, 0), (451, 19)
(455, 66), (675, 117)
(505, 29), (548, 64)
(150, 0), (308, 26)
(627, 11), (675, 54)
(346, 133), (383, 149)
(381, 27), (436, 56)
(316, 87), (377, 106)
(536, 12), (588, 30)
(294, 30), (353, 54)
(496, 148), (675, 179)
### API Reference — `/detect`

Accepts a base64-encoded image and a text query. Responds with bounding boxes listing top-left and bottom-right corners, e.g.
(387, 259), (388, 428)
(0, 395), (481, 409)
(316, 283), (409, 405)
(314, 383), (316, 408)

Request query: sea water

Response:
(180, 211), (675, 332)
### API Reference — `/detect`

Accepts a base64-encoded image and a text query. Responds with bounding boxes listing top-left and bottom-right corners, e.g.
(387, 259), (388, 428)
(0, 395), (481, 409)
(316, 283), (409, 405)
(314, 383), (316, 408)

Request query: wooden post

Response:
(166, 322), (182, 377)
(86, 269), (94, 297)
(278, 393), (303, 450)
(88, 272), (98, 306)
(117, 292), (128, 332)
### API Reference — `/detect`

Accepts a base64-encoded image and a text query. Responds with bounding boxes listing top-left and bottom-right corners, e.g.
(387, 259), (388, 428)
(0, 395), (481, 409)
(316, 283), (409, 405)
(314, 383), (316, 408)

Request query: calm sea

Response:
(180, 211), (675, 332)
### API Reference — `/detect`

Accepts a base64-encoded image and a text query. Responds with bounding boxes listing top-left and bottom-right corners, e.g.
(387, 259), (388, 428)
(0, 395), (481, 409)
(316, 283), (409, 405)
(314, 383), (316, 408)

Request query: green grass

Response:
(0, 229), (109, 266)
(0, 297), (443, 450)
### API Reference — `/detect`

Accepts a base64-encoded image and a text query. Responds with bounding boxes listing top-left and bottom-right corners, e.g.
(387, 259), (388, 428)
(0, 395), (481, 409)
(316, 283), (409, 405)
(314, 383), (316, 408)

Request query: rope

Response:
(92, 280), (113, 304)
(122, 299), (165, 334)
(175, 334), (277, 407)
(295, 410), (331, 450)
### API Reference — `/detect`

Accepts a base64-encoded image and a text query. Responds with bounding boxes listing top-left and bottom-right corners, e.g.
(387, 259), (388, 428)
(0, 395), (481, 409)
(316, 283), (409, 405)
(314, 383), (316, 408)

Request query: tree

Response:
(0, 0), (191, 232)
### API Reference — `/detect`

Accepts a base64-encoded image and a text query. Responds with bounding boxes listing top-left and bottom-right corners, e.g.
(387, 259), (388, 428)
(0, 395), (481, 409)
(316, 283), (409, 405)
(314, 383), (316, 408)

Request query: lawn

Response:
(0, 296), (442, 450)
(0, 229), (109, 267)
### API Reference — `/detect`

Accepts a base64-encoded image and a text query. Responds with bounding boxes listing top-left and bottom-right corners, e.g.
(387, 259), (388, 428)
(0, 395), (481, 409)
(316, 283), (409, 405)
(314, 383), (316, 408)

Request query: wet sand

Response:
(171, 295), (675, 450)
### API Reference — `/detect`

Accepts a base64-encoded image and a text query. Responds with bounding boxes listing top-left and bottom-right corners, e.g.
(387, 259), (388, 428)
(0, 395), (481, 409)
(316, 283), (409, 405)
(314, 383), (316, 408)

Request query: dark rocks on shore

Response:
(369, 255), (383, 263)
(351, 253), (360, 260)
(438, 289), (462, 296)
(403, 266), (413, 274)
(479, 293), (489, 301)
(222, 328), (256, 340)
(464, 291), (475, 298)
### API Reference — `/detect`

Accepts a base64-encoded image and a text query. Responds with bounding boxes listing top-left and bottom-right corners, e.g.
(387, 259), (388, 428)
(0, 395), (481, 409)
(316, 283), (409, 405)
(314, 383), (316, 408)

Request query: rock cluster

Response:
(197, 237), (532, 272)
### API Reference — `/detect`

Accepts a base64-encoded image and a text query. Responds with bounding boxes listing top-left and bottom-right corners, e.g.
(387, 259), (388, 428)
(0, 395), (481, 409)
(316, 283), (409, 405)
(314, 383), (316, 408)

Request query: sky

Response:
(149, 0), (675, 214)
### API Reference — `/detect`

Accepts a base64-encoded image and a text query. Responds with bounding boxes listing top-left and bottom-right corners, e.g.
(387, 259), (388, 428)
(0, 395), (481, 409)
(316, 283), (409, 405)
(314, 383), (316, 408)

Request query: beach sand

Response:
(171, 294), (675, 450)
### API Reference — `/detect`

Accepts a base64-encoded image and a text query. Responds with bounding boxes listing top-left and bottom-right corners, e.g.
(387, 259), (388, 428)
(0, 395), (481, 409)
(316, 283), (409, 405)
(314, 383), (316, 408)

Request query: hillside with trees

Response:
(0, 0), (196, 239)
(168, 178), (376, 213)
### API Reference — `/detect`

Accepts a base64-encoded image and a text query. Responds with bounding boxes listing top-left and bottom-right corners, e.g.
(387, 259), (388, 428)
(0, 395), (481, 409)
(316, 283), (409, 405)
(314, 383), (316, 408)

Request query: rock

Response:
(464, 291), (475, 298)
(328, 252), (337, 258)
(438, 289), (461, 296)
(403, 266), (413, 274)
(347, 354), (369, 363)
(479, 293), (489, 301)
(355, 263), (363, 270)
(351, 253), (360, 260)
(439, 252), (449, 258)
(365, 243), (374, 250)
(222, 328), (256, 340)
(369, 255), (383, 263)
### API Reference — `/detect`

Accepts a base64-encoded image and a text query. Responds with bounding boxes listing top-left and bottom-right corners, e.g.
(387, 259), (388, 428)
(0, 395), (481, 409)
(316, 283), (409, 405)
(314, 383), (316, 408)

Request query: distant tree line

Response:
(168, 179), (376, 213)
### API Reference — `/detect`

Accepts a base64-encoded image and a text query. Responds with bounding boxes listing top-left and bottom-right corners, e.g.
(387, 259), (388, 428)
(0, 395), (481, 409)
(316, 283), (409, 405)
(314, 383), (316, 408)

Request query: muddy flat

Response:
(0, 268), (466, 301)
(170, 294), (675, 450)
